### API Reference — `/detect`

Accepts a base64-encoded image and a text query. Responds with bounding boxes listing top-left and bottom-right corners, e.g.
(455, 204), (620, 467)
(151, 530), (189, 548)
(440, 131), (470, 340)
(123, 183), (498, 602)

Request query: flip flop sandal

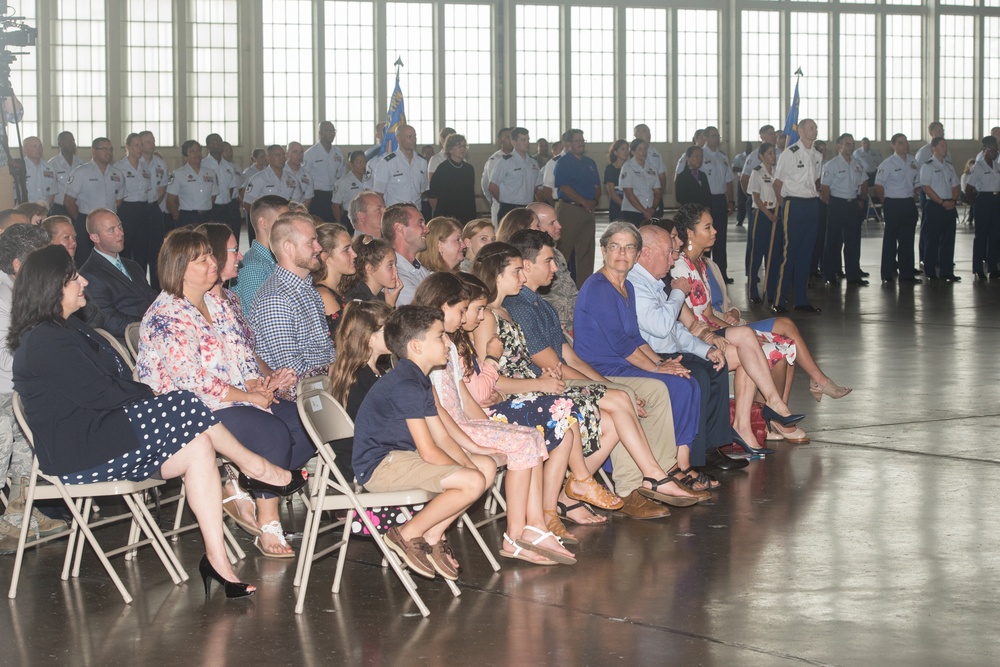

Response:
(254, 520), (295, 559)
(514, 526), (577, 565)
(639, 473), (704, 507)
(222, 482), (261, 536)
(500, 533), (557, 565)
(556, 500), (607, 526)
(543, 509), (579, 545)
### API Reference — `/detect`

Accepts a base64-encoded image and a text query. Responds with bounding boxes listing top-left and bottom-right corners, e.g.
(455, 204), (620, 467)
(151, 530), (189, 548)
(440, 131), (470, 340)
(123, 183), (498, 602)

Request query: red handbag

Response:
(728, 399), (767, 446)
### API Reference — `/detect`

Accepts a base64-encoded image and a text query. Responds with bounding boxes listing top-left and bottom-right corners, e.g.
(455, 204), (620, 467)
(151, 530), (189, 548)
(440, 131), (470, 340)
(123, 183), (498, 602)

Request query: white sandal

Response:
(513, 526), (576, 565)
(498, 533), (557, 565)
(254, 520), (295, 559)
(222, 480), (261, 536)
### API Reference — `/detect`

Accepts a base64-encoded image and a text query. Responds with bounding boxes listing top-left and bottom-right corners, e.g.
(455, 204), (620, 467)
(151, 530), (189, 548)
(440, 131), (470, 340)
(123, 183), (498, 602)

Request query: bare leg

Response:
(772, 317), (828, 386)
(203, 423), (292, 488)
(504, 466), (574, 560)
(724, 326), (794, 414)
(732, 368), (760, 447)
(255, 497), (292, 556)
(554, 423), (608, 526)
(399, 465), (488, 547)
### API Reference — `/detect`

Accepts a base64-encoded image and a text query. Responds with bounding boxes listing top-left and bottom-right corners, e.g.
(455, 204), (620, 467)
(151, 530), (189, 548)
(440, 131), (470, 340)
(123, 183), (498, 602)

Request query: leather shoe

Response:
(989, 272), (1000, 280)
(750, 297), (763, 304)
(772, 304), (788, 314)
(847, 279), (870, 286)
(899, 277), (922, 284)
(724, 276), (734, 284)
(794, 304), (822, 313)
(860, 271), (870, 278)
(618, 490), (671, 520)
(975, 272), (988, 281)
(942, 275), (962, 282)
(705, 448), (749, 471)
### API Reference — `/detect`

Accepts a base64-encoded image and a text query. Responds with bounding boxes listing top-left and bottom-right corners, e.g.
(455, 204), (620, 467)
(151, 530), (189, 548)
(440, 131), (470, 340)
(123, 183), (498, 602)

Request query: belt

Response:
(884, 197), (915, 202)
(785, 196), (817, 201)
(558, 200), (584, 208)
(978, 191), (1000, 196)
(314, 189), (333, 193)
(831, 196), (859, 203)
(120, 199), (147, 205)
(180, 209), (210, 214)
(711, 193), (727, 198)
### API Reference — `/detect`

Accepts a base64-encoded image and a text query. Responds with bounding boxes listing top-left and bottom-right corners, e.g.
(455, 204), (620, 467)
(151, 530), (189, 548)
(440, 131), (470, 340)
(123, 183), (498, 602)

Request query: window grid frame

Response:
(569, 5), (616, 144)
(385, 1), (435, 145)
(677, 8), (720, 143)
(122, 0), (175, 144)
(186, 0), (240, 146)
(51, 0), (109, 145)
(443, 3), (493, 145)
(262, 0), (316, 146)
(515, 4), (562, 144)
(625, 7), (669, 143)
(323, 0), (377, 146)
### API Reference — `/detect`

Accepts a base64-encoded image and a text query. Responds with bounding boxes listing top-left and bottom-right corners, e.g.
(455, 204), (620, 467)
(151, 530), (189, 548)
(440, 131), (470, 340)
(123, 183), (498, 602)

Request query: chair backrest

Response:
(296, 386), (357, 492)
(12, 393), (34, 449)
(124, 322), (141, 361)
(297, 374), (332, 397)
(93, 327), (136, 371)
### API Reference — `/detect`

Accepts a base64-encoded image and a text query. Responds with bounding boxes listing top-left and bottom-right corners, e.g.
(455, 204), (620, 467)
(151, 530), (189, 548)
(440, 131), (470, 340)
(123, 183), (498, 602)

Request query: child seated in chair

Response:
(352, 305), (496, 581)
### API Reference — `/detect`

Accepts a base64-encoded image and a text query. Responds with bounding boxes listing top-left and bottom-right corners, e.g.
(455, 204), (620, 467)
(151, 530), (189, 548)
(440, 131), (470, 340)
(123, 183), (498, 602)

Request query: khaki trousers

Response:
(555, 201), (596, 288)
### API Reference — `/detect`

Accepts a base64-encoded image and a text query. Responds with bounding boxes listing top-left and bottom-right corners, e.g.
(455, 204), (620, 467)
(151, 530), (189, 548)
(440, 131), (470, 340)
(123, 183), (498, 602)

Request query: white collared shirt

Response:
(284, 164), (315, 203)
(303, 142), (345, 190)
(24, 157), (56, 202)
(874, 153), (920, 199)
(489, 151), (542, 205)
(243, 166), (303, 207)
(700, 145), (733, 195)
(372, 150), (427, 207)
(166, 164), (219, 211)
(48, 153), (84, 205)
(115, 157), (151, 203)
(65, 161), (125, 214)
(919, 156), (960, 199)
(821, 155), (867, 199)
(966, 157), (1000, 194)
(773, 141), (821, 199)
(618, 157), (661, 212)
(203, 154), (241, 205)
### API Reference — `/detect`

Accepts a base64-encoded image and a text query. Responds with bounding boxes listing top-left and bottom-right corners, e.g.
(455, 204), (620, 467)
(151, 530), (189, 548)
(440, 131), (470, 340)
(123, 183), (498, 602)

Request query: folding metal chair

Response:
(93, 327), (136, 371)
(294, 383), (500, 617)
(10, 394), (187, 604)
(124, 322), (141, 361)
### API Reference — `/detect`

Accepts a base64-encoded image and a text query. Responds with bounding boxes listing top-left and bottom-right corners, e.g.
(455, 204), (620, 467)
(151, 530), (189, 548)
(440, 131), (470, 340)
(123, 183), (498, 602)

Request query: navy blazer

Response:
(674, 168), (713, 208)
(79, 251), (156, 338)
(13, 319), (153, 475)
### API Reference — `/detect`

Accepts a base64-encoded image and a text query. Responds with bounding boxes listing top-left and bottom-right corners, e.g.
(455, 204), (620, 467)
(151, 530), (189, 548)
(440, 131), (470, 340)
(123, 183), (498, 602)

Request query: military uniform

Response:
(372, 150), (427, 207)
(821, 155), (868, 283)
(772, 141), (822, 309)
(284, 165), (315, 205)
(747, 163), (780, 302)
(24, 157), (56, 203)
(243, 166), (303, 208)
(480, 148), (510, 221)
(303, 142), (344, 222)
(65, 160), (125, 265)
(47, 153), (84, 217)
(875, 152), (921, 282)
(204, 154), (243, 242)
(142, 153), (170, 290)
(331, 170), (364, 230)
(701, 145), (734, 279)
(919, 156), (961, 280)
(965, 156), (1000, 276)
(114, 156), (153, 273)
(618, 157), (660, 225)
(489, 151), (541, 220)
(166, 164), (219, 229)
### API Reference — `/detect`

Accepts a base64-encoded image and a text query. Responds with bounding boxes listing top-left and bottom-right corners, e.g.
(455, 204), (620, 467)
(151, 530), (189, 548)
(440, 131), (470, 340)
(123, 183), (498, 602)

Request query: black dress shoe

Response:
(794, 304), (822, 313)
(942, 275), (962, 282)
(847, 279), (870, 286)
(975, 272), (988, 281)
(822, 279), (837, 287)
(881, 280), (894, 286)
(836, 271), (846, 279)
(750, 297), (763, 304)
(705, 448), (749, 471)
(772, 304), (788, 314)
(860, 271), (871, 278)
(989, 272), (1000, 280)
(899, 277), (922, 284)
(724, 276), (735, 284)
(913, 268), (923, 275)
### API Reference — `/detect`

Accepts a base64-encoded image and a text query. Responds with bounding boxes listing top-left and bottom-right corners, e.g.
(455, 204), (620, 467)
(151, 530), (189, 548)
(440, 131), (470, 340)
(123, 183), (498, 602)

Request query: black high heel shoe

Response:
(199, 554), (255, 599)
(237, 469), (308, 498)
(733, 433), (775, 456)
(761, 404), (805, 427)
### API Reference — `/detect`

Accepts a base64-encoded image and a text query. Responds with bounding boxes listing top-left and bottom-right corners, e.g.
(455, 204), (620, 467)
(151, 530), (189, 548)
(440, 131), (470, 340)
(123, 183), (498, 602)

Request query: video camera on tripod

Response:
(0, 2), (38, 206)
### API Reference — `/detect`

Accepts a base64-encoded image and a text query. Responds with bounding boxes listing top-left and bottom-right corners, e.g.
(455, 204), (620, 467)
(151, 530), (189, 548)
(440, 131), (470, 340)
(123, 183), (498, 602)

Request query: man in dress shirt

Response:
(772, 118), (823, 313)
(203, 133), (242, 242)
(249, 211), (336, 399)
(64, 138), (125, 266)
(633, 124), (666, 217)
(481, 127), (513, 221)
(874, 133), (922, 285)
(853, 137), (884, 186)
(284, 142), (315, 209)
(425, 126), (455, 181)
(240, 148), (268, 245)
(349, 191), (385, 238)
(243, 145), (302, 211)
(165, 139), (219, 230)
(700, 126), (735, 283)
(78, 209), (156, 338)
(919, 137), (961, 281)
(303, 121), (345, 222)
(820, 134), (869, 286)
(21, 137), (55, 207)
(233, 195), (289, 318)
(381, 203), (429, 306)
(47, 131), (83, 218)
(372, 124), (427, 208)
(489, 127), (543, 219)
(553, 128), (601, 287)
(965, 136), (1000, 279)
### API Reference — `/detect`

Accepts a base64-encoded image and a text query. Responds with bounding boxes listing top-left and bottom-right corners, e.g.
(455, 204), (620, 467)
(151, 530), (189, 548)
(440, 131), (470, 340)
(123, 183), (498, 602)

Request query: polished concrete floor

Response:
(3, 217), (1000, 667)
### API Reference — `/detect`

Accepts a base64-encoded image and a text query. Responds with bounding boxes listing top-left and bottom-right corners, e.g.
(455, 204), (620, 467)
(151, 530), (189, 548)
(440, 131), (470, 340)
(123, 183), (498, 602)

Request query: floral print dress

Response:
(670, 254), (797, 368)
(493, 313), (607, 456)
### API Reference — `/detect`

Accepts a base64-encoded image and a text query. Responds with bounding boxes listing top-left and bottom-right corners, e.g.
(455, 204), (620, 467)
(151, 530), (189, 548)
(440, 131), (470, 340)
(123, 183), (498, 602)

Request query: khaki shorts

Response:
(365, 450), (462, 494)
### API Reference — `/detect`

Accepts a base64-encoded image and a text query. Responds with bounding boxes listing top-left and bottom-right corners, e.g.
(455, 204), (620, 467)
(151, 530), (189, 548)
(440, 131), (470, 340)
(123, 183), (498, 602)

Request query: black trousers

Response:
(147, 206), (166, 291)
(211, 201), (243, 244)
(118, 201), (152, 279)
(922, 200), (958, 279)
(72, 213), (94, 266)
(881, 198), (918, 281)
(497, 201), (526, 220)
(709, 194), (730, 278)
(309, 189), (335, 223)
(825, 197), (864, 282)
(972, 193), (1000, 274)
(679, 352), (731, 467)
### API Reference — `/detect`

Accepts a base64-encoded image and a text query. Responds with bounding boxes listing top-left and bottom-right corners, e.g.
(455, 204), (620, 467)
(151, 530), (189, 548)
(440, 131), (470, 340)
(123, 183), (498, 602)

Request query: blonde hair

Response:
(415, 216), (462, 272)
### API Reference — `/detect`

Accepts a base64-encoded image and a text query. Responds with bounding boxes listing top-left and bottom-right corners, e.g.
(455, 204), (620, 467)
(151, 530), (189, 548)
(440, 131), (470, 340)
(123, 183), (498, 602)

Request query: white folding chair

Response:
(93, 327), (136, 371)
(10, 394), (188, 604)
(294, 384), (500, 617)
(124, 322), (141, 361)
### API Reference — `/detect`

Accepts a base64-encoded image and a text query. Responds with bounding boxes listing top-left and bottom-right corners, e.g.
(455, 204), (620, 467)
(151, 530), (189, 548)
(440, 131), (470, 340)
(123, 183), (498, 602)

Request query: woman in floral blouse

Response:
(137, 228), (314, 559)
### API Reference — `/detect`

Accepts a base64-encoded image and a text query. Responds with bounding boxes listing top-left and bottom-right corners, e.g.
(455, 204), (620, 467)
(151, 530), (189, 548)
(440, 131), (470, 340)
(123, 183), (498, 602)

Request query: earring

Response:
(687, 243), (693, 253)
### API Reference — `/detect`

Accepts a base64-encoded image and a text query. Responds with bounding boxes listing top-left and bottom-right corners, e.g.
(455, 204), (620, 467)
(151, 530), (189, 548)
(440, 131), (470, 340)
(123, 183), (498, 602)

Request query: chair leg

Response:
(172, 483), (187, 542)
(294, 479), (330, 614)
(221, 522), (245, 563)
(7, 464), (40, 599)
(61, 497), (84, 579)
(122, 494), (183, 585)
(128, 492), (188, 584)
(70, 497), (93, 579)
(370, 503), (430, 617)
(460, 513), (501, 572)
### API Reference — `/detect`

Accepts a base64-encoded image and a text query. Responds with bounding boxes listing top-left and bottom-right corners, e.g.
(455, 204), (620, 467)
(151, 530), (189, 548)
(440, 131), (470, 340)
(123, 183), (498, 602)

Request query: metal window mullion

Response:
(561, 4), (571, 133)
(315, 0), (326, 126)
(831, 9), (840, 138)
(435, 2), (446, 133)
(107, 0), (122, 141)
(374, 1), (388, 131)
(615, 5), (626, 140)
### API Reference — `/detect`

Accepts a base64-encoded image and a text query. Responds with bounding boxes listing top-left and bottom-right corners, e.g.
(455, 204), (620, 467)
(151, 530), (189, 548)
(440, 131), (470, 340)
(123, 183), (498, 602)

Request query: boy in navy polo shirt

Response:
(353, 306), (494, 581)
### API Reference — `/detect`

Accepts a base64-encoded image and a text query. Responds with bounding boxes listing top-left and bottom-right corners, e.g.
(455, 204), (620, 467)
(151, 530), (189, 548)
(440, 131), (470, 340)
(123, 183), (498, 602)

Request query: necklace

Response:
(447, 159), (464, 169)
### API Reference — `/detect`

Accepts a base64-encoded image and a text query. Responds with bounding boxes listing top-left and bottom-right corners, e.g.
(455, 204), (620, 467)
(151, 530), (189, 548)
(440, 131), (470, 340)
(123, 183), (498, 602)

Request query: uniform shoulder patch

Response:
(753, 165), (762, 171)
(502, 153), (512, 160)
(790, 145), (800, 153)
(384, 153), (397, 162)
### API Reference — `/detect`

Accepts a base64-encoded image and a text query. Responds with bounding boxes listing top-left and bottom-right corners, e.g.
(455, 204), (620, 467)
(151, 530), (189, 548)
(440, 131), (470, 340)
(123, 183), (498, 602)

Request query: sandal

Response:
(500, 533), (557, 565)
(563, 472), (624, 511)
(809, 379), (851, 402)
(679, 467), (720, 491)
(649, 472), (708, 506)
(427, 539), (460, 580)
(222, 480), (261, 536)
(556, 500), (607, 526)
(254, 520), (295, 559)
(514, 526), (576, 565)
(543, 509), (579, 545)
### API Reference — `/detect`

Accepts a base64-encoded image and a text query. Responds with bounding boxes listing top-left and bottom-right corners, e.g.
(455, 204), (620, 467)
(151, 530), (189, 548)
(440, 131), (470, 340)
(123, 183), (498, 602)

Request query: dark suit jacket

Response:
(674, 168), (713, 208)
(12, 319), (154, 475)
(79, 251), (156, 338)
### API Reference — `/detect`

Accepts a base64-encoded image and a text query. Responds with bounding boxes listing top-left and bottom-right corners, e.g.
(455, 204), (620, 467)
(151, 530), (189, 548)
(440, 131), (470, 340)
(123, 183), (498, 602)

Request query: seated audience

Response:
(312, 223), (356, 338)
(0, 209), (30, 232)
(233, 195), (289, 318)
(78, 208), (156, 338)
(416, 216), (465, 272)
(495, 206), (539, 243)
(14, 202), (48, 226)
(249, 211), (336, 399)
(12, 244), (305, 598)
(138, 229), (312, 558)
(348, 191), (386, 238)
(382, 203), (430, 307)
(351, 305), (496, 581)
(527, 202), (578, 335)
(459, 218), (495, 272)
(342, 235), (403, 304)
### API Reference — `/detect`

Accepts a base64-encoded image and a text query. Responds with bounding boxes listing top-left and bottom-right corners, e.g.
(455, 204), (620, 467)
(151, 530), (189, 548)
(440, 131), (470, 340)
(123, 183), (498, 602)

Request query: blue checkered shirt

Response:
(248, 265), (335, 394)
(232, 241), (276, 319)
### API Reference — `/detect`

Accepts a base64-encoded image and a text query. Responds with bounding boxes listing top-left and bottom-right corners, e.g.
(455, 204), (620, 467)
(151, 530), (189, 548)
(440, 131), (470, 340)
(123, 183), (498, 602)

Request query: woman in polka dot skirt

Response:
(9, 245), (306, 599)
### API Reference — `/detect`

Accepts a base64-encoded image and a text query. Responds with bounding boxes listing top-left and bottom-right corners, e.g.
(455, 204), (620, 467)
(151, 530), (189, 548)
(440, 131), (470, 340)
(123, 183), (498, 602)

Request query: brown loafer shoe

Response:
(618, 490), (671, 520)
(385, 527), (435, 579)
(427, 539), (460, 581)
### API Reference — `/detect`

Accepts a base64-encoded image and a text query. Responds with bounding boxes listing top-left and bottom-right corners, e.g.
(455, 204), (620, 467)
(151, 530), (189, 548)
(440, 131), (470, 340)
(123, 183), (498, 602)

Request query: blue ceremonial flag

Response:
(783, 74), (801, 146)
(380, 74), (407, 155)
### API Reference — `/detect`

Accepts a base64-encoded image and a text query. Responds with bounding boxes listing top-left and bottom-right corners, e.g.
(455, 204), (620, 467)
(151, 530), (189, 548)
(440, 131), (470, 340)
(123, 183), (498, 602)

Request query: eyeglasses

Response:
(226, 247), (239, 253)
(607, 242), (638, 254)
